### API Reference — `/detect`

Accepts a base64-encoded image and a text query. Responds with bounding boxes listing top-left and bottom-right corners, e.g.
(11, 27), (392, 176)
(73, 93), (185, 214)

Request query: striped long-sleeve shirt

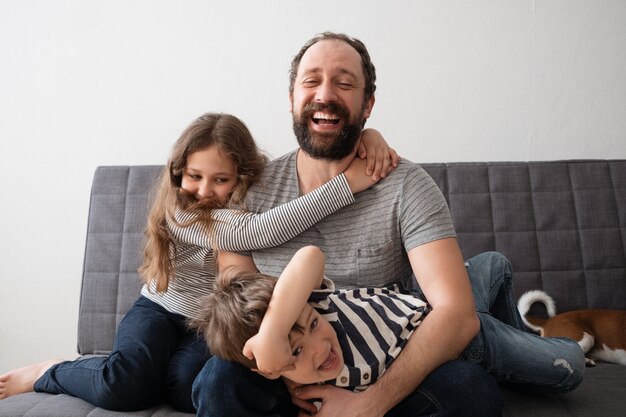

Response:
(141, 174), (354, 319)
(310, 278), (430, 391)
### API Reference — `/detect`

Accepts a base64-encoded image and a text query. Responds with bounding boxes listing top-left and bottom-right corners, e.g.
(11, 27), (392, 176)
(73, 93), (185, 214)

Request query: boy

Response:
(192, 246), (429, 392)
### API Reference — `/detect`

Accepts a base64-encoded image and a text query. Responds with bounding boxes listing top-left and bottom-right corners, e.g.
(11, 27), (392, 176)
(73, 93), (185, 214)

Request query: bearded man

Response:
(191, 32), (582, 417)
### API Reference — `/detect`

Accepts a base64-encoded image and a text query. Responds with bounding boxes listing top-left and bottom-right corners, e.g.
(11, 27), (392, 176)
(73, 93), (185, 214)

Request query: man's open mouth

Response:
(312, 112), (341, 126)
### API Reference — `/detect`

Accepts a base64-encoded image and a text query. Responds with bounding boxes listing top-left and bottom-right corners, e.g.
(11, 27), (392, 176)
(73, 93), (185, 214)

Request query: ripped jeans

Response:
(461, 252), (585, 394)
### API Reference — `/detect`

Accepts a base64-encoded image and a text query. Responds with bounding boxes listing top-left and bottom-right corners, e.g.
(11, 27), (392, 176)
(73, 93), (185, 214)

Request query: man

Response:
(192, 32), (582, 417)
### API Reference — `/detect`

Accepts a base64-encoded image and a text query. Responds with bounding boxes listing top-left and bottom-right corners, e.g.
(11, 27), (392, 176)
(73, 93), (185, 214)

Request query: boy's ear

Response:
(251, 368), (282, 380)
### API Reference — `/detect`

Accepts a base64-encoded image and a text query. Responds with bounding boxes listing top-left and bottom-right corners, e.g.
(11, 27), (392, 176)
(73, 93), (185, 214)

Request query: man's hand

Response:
(292, 384), (383, 417)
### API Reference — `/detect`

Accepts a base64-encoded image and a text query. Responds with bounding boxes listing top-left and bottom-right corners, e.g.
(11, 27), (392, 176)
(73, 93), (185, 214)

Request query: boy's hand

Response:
(357, 128), (400, 181)
(243, 331), (295, 379)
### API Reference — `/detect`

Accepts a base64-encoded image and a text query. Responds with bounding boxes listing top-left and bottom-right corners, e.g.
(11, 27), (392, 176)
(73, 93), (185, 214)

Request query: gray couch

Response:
(1, 160), (624, 417)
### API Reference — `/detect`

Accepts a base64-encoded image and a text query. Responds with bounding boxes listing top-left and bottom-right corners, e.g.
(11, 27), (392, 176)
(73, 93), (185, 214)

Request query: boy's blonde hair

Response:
(139, 113), (268, 292)
(190, 268), (278, 369)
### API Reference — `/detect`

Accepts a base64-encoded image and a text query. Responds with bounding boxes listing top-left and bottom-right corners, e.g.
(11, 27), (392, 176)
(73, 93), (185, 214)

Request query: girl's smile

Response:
(181, 145), (238, 205)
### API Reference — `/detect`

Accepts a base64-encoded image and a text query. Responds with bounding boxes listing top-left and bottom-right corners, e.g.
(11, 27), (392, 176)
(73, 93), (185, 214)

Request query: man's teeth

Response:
(313, 112), (339, 121)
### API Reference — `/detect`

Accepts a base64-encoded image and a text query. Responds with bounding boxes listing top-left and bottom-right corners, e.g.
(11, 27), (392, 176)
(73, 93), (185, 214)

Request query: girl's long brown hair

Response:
(139, 113), (268, 292)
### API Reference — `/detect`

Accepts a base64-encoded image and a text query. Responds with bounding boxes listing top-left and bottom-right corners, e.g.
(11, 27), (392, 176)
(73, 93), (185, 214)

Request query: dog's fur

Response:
(517, 290), (626, 366)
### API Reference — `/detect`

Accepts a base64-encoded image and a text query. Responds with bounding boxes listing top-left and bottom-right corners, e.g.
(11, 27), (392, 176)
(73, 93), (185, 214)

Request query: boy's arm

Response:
(242, 246), (325, 378)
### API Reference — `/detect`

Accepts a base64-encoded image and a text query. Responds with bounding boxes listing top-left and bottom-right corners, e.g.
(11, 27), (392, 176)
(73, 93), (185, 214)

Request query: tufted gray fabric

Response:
(77, 165), (163, 356)
(1, 161), (625, 417)
(421, 161), (626, 313)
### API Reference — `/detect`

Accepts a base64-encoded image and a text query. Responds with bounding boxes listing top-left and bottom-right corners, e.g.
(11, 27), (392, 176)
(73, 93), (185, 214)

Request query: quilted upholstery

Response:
(77, 166), (162, 355)
(421, 161), (626, 313)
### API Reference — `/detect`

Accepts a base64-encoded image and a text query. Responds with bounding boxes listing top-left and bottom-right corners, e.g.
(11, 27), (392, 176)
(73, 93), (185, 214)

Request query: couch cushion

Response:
(501, 363), (626, 417)
(421, 160), (626, 313)
(0, 392), (193, 417)
(77, 166), (162, 355)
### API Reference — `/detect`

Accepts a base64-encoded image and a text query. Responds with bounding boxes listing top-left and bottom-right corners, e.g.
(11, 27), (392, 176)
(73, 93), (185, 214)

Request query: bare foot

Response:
(0, 359), (63, 399)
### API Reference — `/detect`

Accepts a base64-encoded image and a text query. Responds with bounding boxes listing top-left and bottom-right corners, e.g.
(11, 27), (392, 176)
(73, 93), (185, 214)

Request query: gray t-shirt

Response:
(243, 150), (456, 290)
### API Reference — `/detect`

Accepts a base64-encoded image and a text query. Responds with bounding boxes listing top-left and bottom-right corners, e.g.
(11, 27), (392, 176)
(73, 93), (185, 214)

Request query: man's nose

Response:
(315, 81), (337, 103)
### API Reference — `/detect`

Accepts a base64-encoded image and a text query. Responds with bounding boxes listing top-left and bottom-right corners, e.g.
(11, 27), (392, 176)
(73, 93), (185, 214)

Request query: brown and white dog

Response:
(517, 290), (626, 366)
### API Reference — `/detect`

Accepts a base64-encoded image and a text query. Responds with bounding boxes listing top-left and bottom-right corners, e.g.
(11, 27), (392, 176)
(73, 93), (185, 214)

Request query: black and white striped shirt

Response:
(141, 174), (354, 319)
(310, 278), (430, 391)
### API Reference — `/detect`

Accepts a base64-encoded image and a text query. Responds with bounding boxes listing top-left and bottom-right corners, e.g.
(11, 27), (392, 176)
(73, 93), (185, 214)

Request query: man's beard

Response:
(292, 102), (364, 161)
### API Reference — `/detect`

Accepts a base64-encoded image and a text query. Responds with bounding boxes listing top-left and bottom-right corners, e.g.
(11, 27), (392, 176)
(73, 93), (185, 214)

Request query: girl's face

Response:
(181, 145), (238, 205)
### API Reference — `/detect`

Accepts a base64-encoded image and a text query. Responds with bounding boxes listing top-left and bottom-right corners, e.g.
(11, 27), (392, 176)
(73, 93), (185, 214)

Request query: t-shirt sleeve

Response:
(399, 165), (456, 252)
(169, 174), (355, 252)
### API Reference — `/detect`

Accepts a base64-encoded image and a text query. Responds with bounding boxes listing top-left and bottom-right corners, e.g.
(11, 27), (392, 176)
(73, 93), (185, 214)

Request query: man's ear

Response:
(288, 92), (294, 113)
(363, 94), (375, 119)
(251, 368), (282, 380)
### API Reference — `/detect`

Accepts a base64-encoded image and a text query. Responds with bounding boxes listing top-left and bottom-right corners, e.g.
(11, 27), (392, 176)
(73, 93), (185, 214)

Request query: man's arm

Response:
(294, 237), (479, 417)
(358, 237), (478, 413)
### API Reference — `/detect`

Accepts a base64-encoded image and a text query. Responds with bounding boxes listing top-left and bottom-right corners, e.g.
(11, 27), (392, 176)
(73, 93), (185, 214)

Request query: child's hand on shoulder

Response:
(358, 128), (400, 180)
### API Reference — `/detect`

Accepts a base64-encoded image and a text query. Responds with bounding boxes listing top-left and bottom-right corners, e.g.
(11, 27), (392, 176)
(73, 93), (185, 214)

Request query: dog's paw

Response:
(585, 357), (596, 367)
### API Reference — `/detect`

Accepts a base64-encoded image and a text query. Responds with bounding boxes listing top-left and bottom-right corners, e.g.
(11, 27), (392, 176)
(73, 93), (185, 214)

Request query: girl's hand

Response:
(357, 128), (400, 181)
(344, 157), (378, 194)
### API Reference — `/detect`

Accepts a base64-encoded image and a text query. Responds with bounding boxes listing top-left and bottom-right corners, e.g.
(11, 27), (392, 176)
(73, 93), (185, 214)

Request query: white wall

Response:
(1, 0), (625, 373)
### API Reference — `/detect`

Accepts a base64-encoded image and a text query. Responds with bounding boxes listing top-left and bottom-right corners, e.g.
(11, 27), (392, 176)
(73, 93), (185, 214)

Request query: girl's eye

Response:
(215, 178), (229, 184)
(310, 318), (318, 330)
(292, 346), (303, 356)
(188, 174), (201, 181)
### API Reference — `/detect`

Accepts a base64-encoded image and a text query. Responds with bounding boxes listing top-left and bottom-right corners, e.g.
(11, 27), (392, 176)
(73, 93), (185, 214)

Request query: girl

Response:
(0, 112), (397, 412)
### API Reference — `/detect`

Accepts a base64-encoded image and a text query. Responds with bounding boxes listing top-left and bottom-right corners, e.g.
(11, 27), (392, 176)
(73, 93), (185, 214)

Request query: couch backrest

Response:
(77, 166), (162, 355)
(420, 161), (626, 314)
(77, 161), (626, 355)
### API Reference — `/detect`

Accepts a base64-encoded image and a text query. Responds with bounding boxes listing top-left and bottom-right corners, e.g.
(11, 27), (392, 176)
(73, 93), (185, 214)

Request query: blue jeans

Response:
(192, 357), (502, 417)
(34, 296), (210, 412)
(461, 252), (585, 394)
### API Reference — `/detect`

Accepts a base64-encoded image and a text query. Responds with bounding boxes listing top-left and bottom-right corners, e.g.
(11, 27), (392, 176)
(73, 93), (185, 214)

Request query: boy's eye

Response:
(292, 346), (303, 356)
(310, 318), (318, 330)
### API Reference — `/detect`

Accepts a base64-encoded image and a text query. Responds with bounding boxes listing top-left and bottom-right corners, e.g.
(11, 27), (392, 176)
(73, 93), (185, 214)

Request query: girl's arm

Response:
(242, 246), (325, 378)
(168, 174), (354, 250)
(169, 129), (397, 251)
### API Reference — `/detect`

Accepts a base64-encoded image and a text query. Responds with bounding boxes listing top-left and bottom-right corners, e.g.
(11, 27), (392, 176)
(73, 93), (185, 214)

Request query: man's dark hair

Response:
(288, 32), (377, 101)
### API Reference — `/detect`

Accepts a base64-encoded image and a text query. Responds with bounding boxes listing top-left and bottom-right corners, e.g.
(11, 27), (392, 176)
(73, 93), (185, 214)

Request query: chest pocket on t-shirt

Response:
(356, 240), (397, 287)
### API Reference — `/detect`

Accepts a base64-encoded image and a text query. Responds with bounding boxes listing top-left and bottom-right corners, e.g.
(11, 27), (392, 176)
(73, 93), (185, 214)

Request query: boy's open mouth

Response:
(319, 348), (337, 371)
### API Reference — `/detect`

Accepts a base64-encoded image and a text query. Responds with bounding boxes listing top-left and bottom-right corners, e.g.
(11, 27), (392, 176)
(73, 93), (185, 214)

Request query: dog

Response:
(517, 290), (626, 366)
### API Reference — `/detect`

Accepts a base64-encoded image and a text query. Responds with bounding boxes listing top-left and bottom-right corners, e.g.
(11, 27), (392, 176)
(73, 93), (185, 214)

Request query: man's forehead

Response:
(298, 39), (363, 78)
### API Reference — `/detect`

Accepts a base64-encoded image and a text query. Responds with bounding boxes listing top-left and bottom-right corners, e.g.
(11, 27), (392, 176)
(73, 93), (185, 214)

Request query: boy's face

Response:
(281, 304), (344, 384)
